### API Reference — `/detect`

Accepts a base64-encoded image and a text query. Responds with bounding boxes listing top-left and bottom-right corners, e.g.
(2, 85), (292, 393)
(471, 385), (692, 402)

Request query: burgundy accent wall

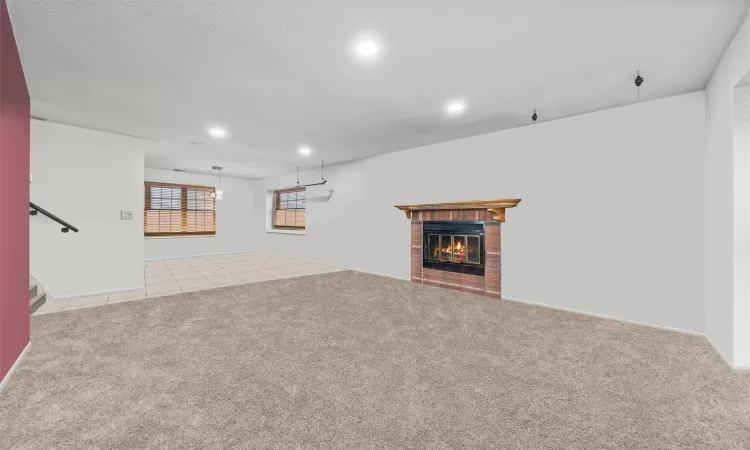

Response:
(0, 0), (30, 383)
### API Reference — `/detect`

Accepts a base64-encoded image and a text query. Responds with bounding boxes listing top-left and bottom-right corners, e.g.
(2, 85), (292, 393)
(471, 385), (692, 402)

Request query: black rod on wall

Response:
(301, 160), (327, 187)
(302, 180), (328, 187)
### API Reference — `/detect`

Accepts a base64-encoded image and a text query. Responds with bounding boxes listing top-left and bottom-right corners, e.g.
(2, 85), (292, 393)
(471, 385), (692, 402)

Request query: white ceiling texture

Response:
(8, 0), (750, 179)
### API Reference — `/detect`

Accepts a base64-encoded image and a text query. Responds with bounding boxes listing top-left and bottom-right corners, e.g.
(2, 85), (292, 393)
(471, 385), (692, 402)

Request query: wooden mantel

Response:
(395, 198), (521, 222)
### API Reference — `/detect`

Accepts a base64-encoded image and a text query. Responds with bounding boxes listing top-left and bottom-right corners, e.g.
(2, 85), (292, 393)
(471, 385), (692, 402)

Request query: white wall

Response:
(252, 92), (706, 334)
(733, 90), (750, 369)
(704, 10), (750, 369)
(30, 120), (145, 298)
(144, 168), (255, 260)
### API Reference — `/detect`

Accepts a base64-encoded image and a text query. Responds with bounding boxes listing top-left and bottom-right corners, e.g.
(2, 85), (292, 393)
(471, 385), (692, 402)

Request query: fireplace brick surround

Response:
(396, 200), (521, 299)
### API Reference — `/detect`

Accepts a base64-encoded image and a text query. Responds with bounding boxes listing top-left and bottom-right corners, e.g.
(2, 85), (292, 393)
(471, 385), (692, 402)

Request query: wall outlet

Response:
(120, 210), (133, 220)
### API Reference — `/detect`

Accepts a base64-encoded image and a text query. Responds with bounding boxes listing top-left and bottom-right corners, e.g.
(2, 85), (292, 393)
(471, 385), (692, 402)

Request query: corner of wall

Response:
(0, 342), (30, 393)
(703, 7), (750, 369)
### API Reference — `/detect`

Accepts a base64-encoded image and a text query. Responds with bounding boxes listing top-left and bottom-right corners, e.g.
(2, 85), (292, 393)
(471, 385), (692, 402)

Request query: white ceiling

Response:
(8, 0), (750, 179)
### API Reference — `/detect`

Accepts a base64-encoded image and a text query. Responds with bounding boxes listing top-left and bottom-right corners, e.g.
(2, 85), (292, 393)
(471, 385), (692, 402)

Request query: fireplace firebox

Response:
(423, 221), (485, 276)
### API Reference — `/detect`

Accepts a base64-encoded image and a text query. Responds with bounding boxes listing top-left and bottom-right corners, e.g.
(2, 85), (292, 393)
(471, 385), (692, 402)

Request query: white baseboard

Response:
(502, 295), (704, 337)
(0, 341), (30, 393)
(148, 249), (402, 282)
(144, 249), (254, 261)
(54, 284), (146, 301)
(704, 335), (734, 370)
(504, 296), (750, 373)
(340, 266), (410, 282)
(252, 251), (410, 282)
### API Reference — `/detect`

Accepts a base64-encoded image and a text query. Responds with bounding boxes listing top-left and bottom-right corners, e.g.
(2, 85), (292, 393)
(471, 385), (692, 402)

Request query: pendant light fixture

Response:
(211, 165), (224, 200)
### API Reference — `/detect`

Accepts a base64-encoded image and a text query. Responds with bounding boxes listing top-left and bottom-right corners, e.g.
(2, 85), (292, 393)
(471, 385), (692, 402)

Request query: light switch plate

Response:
(121, 210), (133, 220)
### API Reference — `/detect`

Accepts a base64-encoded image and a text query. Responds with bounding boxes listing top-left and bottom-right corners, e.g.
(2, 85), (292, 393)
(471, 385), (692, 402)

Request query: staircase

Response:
(28, 203), (77, 316)
(29, 284), (46, 314)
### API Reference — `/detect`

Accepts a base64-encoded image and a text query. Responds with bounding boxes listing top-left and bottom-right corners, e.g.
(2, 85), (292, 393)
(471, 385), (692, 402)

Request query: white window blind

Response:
(145, 182), (216, 236)
(273, 187), (305, 229)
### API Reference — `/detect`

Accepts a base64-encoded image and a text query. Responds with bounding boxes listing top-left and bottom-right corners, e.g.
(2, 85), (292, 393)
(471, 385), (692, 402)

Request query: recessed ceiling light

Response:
(444, 100), (467, 117)
(354, 38), (380, 60)
(298, 146), (312, 156)
(207, 126), (227, 139)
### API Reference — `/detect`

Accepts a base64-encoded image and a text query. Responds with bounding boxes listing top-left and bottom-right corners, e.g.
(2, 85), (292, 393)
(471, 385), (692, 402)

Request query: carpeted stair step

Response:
(29, 284), (46, 314)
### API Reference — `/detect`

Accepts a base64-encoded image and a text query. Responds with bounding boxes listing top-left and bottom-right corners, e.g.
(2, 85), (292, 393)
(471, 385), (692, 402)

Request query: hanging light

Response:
(211, 165), (224, 200)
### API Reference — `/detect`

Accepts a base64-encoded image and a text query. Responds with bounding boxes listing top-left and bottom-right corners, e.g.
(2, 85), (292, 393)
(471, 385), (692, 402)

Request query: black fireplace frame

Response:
(422, 221), (485, 276)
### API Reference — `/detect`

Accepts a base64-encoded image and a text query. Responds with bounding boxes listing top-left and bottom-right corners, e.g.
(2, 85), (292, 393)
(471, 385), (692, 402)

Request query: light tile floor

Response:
(33, 252), (345, 316)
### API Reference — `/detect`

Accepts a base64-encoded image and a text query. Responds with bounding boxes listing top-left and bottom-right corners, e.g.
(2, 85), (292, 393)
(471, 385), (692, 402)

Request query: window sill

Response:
(145, 235), (217, 240)
(266, 228), (306, 236)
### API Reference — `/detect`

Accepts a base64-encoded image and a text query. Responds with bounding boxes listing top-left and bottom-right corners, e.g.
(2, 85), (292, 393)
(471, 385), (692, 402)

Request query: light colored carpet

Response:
(1, 271), (748, 449)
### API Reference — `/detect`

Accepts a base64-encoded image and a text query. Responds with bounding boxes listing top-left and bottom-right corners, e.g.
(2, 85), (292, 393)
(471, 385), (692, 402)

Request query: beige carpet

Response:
(1, 271), (748, 449)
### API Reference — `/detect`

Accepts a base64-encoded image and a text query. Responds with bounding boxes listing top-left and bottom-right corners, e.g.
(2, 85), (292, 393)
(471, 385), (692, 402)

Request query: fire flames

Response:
(434, 240), (466, 262)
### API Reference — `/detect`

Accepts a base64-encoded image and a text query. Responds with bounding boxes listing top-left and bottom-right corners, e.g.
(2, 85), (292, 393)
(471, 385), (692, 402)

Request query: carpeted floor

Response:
(1, 271), (749, 449)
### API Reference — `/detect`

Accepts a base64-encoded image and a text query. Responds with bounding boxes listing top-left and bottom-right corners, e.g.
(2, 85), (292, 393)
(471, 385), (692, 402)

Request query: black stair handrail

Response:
(29, 202), (79, 233)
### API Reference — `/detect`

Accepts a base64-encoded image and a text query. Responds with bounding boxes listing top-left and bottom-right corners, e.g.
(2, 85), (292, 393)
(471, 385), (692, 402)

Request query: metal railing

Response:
(29, 202), (79, 233)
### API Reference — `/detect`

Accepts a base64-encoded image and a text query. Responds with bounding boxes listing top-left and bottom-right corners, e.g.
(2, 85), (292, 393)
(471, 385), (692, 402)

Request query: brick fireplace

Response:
(395, 199), (521, 298)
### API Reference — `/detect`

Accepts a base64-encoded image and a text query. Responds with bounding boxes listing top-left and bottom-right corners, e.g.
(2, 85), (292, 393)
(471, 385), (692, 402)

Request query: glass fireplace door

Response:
(427, 234), (481, 265)
(423, 221), (485, 276)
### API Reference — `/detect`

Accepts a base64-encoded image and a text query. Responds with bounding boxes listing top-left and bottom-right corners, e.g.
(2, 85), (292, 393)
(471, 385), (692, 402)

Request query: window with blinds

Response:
(144, 182), (216, 236)
(273, 187), (305, 229)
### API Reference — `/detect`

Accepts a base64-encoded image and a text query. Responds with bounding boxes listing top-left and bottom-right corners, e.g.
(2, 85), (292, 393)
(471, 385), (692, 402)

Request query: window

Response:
(273, 187), (305, 230)
(144, 182), (216, 237)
